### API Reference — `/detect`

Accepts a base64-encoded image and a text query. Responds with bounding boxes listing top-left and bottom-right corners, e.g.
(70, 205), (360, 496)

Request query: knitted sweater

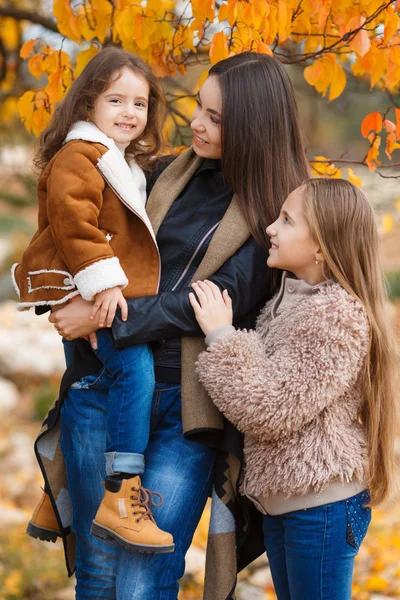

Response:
(196, 277), (370, 506)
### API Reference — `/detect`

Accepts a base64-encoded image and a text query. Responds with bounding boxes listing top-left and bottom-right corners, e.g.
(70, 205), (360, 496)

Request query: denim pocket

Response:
(345, 489), (372, 551)
(70, 368), (107, 390)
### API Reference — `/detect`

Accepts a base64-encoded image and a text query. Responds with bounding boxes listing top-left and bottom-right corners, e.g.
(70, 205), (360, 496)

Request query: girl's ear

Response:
(315, 248), (325, 264)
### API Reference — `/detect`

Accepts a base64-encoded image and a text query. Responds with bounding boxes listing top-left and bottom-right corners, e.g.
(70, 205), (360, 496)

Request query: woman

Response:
(32, 52), (309, 599)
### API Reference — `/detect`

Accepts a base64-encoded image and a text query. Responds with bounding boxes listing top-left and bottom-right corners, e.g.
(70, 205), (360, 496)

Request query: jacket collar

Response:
(146, 147), (252, 282)
(64, 121), (155, 242)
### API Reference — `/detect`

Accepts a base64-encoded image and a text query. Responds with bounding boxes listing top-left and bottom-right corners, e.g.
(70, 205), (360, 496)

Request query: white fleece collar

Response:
(64, 121), (156, 243)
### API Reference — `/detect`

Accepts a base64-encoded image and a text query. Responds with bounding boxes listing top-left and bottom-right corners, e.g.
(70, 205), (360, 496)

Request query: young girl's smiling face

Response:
(92, 66), (150, 145)
(266, 186), (325, 285)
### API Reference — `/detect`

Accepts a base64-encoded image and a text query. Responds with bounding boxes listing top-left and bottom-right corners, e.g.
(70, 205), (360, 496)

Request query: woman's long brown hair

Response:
(303, 177), (399, 506)
(34, 46), (165, 173)
(209, 53), (309, 252)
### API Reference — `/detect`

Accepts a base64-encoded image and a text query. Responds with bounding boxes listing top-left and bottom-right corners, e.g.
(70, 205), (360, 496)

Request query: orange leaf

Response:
(383, 119), (396, 133)
(347, 15), (370, 57)
(395, 108), (400, 140)
(385, 131), (400, 158)
(20, 39), (36, 59)
(361, 112), (383, 138)
(365, 135), (381, 171)
(209, 31), (229, 65)
(256, 42), (273, 56)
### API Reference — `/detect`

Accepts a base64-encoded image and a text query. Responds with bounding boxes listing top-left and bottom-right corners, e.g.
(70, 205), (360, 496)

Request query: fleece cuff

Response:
(74, 257), (128, 301)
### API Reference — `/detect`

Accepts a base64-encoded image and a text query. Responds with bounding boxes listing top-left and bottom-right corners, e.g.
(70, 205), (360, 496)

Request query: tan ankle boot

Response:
(26, 491), (60, 543)
(90, 476), (174, 554)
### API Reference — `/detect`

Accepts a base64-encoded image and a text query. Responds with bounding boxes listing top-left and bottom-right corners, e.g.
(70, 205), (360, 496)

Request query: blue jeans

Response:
(262, 490), (371, 600)
(60, 371), (215, 599)
(93, 329), (154, 476)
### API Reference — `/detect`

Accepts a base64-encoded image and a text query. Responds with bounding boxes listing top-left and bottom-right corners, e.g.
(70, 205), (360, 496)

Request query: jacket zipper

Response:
(97, 168), (161, 292)
(171, 221), (221, 291)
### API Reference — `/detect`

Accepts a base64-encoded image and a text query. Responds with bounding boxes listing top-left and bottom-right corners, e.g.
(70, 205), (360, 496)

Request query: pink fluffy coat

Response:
(196, 282), (370, 498)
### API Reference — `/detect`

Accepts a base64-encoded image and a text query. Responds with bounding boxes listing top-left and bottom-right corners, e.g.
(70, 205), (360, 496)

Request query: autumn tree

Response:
(0, 0), (400, 180)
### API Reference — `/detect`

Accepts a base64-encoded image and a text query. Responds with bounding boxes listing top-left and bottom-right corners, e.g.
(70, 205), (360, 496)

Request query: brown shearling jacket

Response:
(12, 121), (160, 310)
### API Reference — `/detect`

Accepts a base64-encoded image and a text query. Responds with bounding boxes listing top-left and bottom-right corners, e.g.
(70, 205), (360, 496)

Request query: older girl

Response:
(32, 53), (309, 599)
(192, 178), (398, 600)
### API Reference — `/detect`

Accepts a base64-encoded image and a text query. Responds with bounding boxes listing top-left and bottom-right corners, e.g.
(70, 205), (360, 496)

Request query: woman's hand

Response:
(189, 280), (233, 336)
(49, 295), (101, 345)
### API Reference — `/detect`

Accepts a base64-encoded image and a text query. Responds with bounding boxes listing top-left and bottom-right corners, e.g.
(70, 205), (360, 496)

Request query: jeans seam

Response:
(320, 504), (328, 600)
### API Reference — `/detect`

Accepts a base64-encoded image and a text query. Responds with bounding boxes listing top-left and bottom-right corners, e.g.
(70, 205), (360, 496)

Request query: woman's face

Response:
(190, 76), (222, 159)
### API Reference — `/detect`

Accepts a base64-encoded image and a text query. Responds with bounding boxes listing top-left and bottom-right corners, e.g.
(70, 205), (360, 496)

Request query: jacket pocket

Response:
(27, 269), (75, 293)
(345, 489), (371, 551)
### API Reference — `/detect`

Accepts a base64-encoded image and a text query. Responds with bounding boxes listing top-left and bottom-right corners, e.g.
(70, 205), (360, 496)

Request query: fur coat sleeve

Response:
(196, 286), (369, 442)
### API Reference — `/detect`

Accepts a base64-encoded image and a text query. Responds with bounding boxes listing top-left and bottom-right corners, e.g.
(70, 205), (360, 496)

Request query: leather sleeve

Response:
(112, 238), (272, 348)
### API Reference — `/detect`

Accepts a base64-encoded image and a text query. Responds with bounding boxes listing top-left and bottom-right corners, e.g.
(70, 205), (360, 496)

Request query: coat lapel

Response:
(191, 197), (251, 283)
(146, 146), (251, 278)
(146, 148), (203, 235)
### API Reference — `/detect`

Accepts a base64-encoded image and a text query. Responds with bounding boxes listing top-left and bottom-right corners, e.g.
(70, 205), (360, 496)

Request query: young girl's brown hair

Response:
(302, 177), (399, 506)
(34, 46), (165, 173)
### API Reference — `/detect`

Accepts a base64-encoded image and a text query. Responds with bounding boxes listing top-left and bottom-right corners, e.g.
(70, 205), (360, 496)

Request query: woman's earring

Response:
(315, 260), (320, 265)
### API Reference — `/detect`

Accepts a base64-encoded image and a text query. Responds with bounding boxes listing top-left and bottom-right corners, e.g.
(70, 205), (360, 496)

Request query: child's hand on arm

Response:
(90, 287), (128, 328)
(189, 280), (233, 336)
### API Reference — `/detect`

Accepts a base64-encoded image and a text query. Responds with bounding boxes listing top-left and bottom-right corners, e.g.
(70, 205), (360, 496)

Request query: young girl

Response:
(190, 178), (398, 599)
(11, 47), (174, 553)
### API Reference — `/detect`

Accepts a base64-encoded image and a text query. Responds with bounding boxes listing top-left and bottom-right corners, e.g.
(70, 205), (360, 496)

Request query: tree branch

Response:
(0, 6), (59, 33)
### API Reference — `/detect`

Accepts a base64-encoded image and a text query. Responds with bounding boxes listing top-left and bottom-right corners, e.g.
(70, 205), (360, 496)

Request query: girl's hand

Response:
(189, 280), (233, 336)
(90, 287), (128, 328)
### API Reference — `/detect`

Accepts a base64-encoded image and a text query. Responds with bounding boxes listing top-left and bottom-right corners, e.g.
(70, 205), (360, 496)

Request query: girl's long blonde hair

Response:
(303, 177), (398, 506)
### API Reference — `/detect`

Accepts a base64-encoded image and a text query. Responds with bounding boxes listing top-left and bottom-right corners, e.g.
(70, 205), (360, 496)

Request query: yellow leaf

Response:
(278, 0), (288, 42)
(53, 0), (81, 42)
(209, 31), (229, 65)
(191, 0), (216, 23)
(365, 135), (381, 171)
(384, 6), (399, 43)
(311, 156), (342, 178)
(218, 0), (238, 26)
(0, 96), (18, 122)
(75, 46), (100, 77)
(381, 215), (394, 236)
(31, 106), (52, 138)
(0, 17), (19, 49)
(20, 38), (36, 59)
(329, 62), (346, 101)
(348, 168), (362, 188)
(45, 68), (64, 104)
(28, 53), (46, 79)
(17, 90), (36, 134)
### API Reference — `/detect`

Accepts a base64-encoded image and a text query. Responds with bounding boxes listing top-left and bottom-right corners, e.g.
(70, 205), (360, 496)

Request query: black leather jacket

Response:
(112, 157), (275, 382)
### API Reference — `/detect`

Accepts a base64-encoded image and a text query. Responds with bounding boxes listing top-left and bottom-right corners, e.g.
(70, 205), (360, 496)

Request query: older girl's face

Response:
(190, 76), (222, 159)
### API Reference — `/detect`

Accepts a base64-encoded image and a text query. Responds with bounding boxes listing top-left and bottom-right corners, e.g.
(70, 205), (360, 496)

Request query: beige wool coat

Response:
(12, 121), (160, 310)
(197, 280), (370, 499)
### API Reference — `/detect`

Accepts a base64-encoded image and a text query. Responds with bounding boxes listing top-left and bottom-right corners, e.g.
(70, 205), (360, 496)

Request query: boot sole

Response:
(90, 521), (175, 554)
(26, 522), (60, 543)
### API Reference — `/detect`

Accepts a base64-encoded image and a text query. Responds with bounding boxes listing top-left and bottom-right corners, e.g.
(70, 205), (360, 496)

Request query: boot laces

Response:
(130, 485), (163, 523)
